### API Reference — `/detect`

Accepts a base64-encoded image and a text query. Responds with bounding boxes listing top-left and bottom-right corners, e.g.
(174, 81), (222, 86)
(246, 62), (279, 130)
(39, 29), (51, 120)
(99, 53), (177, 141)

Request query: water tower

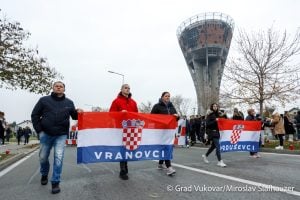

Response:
(177, 12), (234, 115)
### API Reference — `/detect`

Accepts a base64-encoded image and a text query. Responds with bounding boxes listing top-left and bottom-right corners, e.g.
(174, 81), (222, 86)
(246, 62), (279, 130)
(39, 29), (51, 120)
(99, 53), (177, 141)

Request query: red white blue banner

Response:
(174, 118), (187, 146)
(217, 119), (261, 153)
(77, 112), (177, 163)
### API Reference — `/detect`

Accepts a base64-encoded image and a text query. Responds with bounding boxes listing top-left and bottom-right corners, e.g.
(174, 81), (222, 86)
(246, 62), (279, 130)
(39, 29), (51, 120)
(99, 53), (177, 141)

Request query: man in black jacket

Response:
(31, 81), (82, 194)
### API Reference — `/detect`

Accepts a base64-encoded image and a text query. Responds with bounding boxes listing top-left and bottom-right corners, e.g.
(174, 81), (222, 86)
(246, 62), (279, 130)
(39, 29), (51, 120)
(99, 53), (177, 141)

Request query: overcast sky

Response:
(1, 0), (300, 123)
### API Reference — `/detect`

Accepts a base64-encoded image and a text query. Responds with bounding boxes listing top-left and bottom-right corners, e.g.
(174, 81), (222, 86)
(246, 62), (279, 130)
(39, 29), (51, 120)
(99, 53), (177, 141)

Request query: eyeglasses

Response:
(124, 87), (130, 89)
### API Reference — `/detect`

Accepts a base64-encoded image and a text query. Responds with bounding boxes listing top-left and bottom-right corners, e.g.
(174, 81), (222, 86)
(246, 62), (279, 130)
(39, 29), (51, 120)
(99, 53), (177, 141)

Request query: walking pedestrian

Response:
(151, 91), (178, 176)
(109, 84), (138, 180)
(31, 81), (83, 194)
(6, 126), (12, 143)
(24, 126), (32, 145)
(202, 103), (227, 167)
(17, 127), (23, 145)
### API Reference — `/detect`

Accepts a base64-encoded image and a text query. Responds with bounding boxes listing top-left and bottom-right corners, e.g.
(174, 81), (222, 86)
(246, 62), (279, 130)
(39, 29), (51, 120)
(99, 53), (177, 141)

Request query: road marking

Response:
(27, 167), (40, 185)
(190, 146), (300, 157)
(170, 161), (300, 196)
(81, 164), (92, 173)
(0, 151), (37, 179)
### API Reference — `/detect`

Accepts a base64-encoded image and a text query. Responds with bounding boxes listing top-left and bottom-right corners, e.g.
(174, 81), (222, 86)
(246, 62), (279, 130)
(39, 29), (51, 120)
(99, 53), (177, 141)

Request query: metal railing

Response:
(176, 12), (235, 38)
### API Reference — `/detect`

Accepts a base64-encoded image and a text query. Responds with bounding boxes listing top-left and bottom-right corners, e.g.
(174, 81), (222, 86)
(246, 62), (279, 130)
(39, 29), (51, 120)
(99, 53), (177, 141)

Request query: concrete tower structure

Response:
(177, 12), (234, 115)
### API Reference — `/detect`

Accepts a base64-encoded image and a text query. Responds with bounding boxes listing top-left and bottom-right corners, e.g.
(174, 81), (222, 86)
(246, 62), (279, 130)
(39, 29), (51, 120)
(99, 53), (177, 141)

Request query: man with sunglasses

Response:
(109, 84), (138, 180)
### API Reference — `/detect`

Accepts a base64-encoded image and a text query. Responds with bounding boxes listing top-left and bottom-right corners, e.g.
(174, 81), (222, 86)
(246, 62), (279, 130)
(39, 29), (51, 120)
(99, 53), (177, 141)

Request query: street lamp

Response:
(108, 70), (124, 85)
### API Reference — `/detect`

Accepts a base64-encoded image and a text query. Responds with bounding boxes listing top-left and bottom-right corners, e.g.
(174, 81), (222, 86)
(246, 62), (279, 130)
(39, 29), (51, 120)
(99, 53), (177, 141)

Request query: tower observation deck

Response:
(177, 12), (234, 115)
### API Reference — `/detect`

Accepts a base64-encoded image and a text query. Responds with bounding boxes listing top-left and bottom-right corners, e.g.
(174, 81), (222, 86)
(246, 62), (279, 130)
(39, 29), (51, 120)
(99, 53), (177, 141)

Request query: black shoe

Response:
(125, 166), (128, 174)
(41, 175), (48, 185)
(51, 183), (61, 194)
(119, 170), (129, 180)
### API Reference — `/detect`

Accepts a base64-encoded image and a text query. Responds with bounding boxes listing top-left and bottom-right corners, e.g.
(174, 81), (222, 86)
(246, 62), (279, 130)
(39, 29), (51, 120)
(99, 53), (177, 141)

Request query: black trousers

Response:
(120, 161), (128, 174)
(0, 134), (4, 144)
(278, 135), (284, 146)
(158, 160), (171, 168)
(205, 138), (221, 161)
(17, 136), (22, 145)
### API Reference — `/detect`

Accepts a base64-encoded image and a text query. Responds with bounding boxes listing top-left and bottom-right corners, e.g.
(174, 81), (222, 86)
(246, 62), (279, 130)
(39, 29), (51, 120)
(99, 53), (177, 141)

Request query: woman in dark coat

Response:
(151, 91), (178, 176)
(202, 103), (227, 167)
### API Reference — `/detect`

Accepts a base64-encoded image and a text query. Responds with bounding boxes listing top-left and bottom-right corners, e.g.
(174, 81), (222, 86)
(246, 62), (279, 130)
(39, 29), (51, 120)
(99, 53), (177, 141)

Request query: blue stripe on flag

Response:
(77, 145), (173, 163)
(220, 141), (259, 153)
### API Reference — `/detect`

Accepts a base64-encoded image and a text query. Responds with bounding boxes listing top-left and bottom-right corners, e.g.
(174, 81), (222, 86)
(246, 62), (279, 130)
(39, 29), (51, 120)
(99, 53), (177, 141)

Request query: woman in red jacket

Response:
(109, 84), (138, 180)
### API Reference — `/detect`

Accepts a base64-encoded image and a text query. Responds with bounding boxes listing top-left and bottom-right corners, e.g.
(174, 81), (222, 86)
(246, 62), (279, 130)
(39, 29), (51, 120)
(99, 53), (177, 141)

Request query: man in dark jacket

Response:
(109, 84), (138, 180)
(31, 81), (83, 194)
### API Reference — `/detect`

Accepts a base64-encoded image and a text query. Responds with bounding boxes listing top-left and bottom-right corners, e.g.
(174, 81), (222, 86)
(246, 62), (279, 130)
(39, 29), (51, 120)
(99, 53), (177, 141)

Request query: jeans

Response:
(205, 137), (221, 161)
(39, 132), (67, 184)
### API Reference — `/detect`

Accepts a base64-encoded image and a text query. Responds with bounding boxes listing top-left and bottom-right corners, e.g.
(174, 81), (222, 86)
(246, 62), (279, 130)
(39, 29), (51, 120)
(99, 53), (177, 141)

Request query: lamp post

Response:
(108, 70), (124, 85)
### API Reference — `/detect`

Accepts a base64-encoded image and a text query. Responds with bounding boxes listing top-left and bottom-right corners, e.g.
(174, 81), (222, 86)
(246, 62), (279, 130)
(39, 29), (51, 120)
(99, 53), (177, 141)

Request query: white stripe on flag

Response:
(78, 128), (175, 147)
(220, 130), (260, 142)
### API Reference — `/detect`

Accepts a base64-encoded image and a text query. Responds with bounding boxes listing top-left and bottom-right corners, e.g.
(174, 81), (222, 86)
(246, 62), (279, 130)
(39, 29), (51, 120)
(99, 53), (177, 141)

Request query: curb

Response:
(0, 145), (40, 172)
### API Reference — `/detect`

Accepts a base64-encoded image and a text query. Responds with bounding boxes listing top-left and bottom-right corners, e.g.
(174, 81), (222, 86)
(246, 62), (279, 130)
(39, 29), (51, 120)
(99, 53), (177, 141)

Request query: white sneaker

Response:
(166, 167), (176, 175)
(157, 164), (167, 170)
(249, 154), (258, 158)
(275, 146), (283, 150)
(202, 155), (209, 163)
(217, 160), (227, 167)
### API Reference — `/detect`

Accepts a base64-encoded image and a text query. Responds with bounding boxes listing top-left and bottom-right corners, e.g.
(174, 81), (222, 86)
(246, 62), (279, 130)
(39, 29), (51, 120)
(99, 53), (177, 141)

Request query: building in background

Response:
(177, 12), (234, 115)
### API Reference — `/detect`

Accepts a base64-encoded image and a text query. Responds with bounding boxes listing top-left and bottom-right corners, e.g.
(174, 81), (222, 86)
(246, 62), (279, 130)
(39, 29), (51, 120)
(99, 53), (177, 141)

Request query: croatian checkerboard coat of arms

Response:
(122, 119), (145, 150)
(230, 124), (244, 144)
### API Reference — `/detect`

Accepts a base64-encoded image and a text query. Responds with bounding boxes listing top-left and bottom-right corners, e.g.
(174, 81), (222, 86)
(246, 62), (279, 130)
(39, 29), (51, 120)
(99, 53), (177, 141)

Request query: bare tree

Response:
(138, 101), (153, 113)
(0, 10), (61, 94)
(171, 95), (191, 116)
(222, 26), (300, 115)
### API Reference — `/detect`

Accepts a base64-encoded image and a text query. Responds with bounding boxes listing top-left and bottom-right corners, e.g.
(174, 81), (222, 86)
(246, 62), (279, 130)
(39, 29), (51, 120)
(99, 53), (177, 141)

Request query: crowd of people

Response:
(2, 80), (300, 195)
(0, 111), (34, 146)
(182, 108), (300, 149)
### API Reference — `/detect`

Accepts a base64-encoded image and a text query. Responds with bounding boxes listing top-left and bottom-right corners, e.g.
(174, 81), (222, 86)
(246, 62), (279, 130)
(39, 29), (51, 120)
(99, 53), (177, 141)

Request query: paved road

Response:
(0, 146), (299, 200)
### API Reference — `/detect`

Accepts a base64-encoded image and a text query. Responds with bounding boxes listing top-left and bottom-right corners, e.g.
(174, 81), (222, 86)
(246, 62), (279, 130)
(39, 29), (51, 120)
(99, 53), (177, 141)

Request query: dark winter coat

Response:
(206, 111), (222, 139)
(206, 111), (220, 131)
(31, 92), (78, 136)
(245, 114), (256, 121)
(109, 92), (138, 112)
(0, 119), (4, 138)
(295, 113), (300, 128)
(150, 99), (177, 115)
(283, 116), (296, 135)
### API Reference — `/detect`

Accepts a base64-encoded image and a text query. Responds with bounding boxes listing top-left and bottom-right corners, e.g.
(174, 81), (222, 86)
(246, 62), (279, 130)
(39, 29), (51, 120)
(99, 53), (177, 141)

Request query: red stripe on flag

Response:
(181, 127), (186, 136)
(78, 112), (177, 130)
(217, 118), (261, 131)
